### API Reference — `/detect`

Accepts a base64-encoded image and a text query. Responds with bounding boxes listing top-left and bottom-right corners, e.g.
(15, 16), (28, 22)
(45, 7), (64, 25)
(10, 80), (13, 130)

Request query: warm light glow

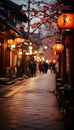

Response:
(53, 60), (56, 63)
(29, 45), (33, 55)
(25, 52), (30, 55)
(19, 51), (22, 55)
(39, 59), (41, 61)
(11, 44), (16, 49)
(7, 39), (14, 45)
(54, 51), (57, 55)
(34, 55), (36, 58)
(41, 56), (45, 61)
(58, 13), (74, 28)
(24, 42), (28, 45)
(29, 46), (33, 50)
(29, 42), (32, 45)
(33, 50), (38, 54)
(53, 43), (64, 52)
(37, 56), (39, 59)
(35, 56), (40, 62)
(14, 37), (24, 44)
(29, 50), (32, 55)
(46, 59), (48, 63)
(21, 38), (24, 43)
(44, 45), (48, 49)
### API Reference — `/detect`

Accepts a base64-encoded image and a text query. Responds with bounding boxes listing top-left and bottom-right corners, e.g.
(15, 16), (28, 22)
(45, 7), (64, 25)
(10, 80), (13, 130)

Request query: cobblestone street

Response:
(0, 70), (65, 130)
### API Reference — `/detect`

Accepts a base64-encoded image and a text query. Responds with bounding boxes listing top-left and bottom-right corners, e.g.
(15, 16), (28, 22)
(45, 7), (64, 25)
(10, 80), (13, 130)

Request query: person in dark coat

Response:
(29, 60), (36, 76)
(49, 62), (56, 73)
(38, 62), (42, 73)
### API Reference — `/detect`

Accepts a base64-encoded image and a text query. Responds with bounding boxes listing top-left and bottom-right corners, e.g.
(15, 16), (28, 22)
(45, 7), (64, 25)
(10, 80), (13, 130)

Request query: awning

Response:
(2, 0), (22, 10)
(2, 0), (29, 23)
(0, 9), (28, 38)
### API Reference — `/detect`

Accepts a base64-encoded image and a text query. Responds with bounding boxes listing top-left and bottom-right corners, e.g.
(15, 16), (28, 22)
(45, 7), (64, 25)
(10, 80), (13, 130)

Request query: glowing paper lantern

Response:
(7, 39), (14, 45)
(53, 43), (64, 53)
(58, 13), (74, 28)
(14, 38), (24, 44)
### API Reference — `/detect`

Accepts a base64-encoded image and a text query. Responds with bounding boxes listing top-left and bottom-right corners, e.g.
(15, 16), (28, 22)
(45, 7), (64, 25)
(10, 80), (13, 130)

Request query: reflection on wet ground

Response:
(0, 71), (65, 130)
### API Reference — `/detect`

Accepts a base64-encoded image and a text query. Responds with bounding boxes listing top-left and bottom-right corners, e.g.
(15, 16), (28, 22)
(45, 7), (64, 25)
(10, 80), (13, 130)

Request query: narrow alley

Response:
(0, 70), (65, 130)
(0, 0), (74, 129)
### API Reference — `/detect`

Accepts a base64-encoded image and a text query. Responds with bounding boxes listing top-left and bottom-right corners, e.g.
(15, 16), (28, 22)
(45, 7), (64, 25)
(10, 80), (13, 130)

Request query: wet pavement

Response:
(0, 70), (65, 130)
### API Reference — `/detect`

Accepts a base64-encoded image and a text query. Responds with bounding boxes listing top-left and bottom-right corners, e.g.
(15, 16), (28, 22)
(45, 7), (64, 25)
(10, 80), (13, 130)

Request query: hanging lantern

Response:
(7, 39), (14, 45)
(58, 13), (74, 29)
(14, 37), (24, 44)
(53, 43), (64, 53)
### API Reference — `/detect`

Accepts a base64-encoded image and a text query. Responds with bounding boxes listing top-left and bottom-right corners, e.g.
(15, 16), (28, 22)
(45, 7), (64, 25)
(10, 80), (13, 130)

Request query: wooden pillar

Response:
(61, 35), (66, 85)
(70, 29), (74, 88)
(61, 30), (72, 86)
(1, 39), (6, 76)
(59, 53), (62, 78)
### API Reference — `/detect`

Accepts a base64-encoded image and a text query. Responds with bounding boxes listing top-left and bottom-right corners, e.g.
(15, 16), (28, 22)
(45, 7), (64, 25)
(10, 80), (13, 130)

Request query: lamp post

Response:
(58, 9), (74, 88)
(53, 41), (64, 78)
(58, 13), (74, 29)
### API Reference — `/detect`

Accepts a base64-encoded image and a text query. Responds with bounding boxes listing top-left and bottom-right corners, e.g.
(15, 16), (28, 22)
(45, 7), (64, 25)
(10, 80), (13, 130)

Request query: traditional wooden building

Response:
(0, 0), (29, 79)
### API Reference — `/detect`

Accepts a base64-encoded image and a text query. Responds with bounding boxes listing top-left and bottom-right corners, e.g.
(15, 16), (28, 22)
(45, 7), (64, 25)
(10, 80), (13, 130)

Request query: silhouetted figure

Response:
(38, 62), (42, 73)
(41, 62), (45, 73)
(29, 61), (36, 77)
(49, 62), (56, 73)
(44, 62), (48, 73)
(38, 62), (48, 74)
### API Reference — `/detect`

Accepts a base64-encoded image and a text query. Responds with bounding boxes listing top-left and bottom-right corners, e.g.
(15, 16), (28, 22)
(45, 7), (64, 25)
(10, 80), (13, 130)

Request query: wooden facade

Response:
(0, 0), (28, 78)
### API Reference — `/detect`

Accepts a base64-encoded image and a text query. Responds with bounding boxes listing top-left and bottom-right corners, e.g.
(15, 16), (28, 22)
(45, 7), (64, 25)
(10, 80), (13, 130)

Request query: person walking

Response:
(49, 62), (56, 73)
(38, 62), (42, 73)
(29, 60), (36, 77)
(31, 60), (36, 76)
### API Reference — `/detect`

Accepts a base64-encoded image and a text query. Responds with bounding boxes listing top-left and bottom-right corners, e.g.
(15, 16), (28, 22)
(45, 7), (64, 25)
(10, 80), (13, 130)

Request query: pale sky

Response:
(11, 0), (57, 33)
(11, 0), (56, 5)
(10, 0), (58, 60)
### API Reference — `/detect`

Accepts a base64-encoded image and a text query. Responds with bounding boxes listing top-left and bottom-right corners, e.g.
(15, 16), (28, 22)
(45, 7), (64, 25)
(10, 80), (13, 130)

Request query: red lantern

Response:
(58, 13), (74, 29)
(53, 43), (64, 53)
